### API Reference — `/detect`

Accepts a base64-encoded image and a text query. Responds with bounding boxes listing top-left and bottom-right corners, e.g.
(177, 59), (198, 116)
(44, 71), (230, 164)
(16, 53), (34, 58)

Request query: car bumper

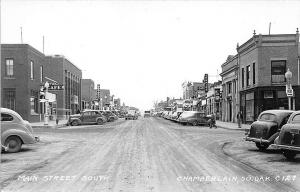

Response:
(244, 137), (269, 144)
(271, 144), (300, 152)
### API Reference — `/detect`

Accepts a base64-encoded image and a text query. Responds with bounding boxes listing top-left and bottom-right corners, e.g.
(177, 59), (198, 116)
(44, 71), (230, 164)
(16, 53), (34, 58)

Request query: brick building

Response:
(44, 55), (82, 116)
(182, 81), (204, 99)
(1, 44), (45, 122)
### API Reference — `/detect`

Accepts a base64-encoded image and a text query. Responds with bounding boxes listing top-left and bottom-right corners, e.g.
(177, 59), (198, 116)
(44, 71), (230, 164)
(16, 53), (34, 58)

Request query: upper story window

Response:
(30, 61), (34, 80)
(227, 82), (232, 94)
(5, 59), (14, 77)
(271, 60), (286, 83)
(241, 68), (245, 88)
(252, 63), (256, 84)
(246, 65), (250, 86)
(40, 66), (43, 83)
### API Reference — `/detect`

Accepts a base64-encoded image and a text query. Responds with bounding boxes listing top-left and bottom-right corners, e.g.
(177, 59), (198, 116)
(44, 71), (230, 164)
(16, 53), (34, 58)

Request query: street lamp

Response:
(285, 69), (293, 110)
(44, 81), (50, 125)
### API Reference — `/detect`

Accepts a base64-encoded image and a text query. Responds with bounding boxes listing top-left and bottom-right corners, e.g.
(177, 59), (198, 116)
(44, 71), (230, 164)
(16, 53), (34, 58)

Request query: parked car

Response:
(144, 111), (151, 118)
(245, 110), (293, 150)
(177, 111), (212, 126)
(272, 111), (300, 159)
(100, 110), (117, 122)
(1, 108), (39, 153)
(125, 110), (138, 120)
(171, 111), (183, 121)
(68, 110), (107, 126)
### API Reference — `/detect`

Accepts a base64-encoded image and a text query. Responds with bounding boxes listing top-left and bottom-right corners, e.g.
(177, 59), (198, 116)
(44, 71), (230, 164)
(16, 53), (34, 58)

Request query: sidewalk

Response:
(216, 120), (251, 131)
(30, 119), (68, 129)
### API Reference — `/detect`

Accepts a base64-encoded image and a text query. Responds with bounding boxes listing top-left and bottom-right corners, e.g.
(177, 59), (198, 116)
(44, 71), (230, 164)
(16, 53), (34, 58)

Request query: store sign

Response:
(48, 84), (64, 90)
(286, 88), (294, 97)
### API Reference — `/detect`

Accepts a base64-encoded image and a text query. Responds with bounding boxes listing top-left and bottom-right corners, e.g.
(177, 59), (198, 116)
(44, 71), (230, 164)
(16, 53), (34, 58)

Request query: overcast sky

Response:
(2, 0), (300, 110)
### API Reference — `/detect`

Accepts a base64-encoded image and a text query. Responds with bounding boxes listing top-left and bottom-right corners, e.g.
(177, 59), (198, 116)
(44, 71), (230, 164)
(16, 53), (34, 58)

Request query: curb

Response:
(216, 124), (249, 131)
(32, 124), (67, 129)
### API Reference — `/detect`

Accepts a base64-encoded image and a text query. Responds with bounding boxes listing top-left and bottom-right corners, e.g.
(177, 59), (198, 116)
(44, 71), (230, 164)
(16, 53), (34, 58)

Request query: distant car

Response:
(1, 108), (39, 153)
(125, 110), (138, 120)
(99, 110), (117, 122)
(68, 110), (107, 126)
(272, 111), (300, 159)
(144, 111), (151, 118)
(245, 110), (293, 150)
(177, 111), (212, 126)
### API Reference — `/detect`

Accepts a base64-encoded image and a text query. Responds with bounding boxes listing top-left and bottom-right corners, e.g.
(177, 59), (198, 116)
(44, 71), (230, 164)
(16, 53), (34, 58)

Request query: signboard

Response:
(48, 84), (64, 90)
(286, 88), (294, 97)
(204, 73), (208, 92)
(97, 84), (101, 99)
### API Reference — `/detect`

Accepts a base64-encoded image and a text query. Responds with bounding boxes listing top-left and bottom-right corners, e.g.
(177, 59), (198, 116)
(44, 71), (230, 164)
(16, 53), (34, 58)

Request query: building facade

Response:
(206, 81), (222, 120)
(220, 55), (239, 122)
(182, 81), (204, 99)
(81, 79), (95, 110)
(237, 31), (300, 123)
(44, 55), (82, 116)
(99, 89), (110, 110)
(1, 44), (45, 122)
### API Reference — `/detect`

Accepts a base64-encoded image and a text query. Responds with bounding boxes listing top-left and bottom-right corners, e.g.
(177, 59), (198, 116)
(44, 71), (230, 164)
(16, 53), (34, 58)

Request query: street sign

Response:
(215, 88), (220, 102)
(48, 84), (64, 90)
(286, 88), (294, 97)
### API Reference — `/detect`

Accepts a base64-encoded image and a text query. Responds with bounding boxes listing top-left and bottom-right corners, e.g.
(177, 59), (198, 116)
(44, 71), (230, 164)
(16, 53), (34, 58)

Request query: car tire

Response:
(255, 142), (269, 150)
(97, 119), (104, 125)
(283, 150), (297, 160)
(192, 121), (198, 126)
(4, 136), (22, 153)
(71, 120), (79, 126)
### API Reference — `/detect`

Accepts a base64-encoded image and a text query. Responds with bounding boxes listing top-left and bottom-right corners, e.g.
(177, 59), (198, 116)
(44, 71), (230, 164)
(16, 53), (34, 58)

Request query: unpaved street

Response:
(1, 118), (299, 192)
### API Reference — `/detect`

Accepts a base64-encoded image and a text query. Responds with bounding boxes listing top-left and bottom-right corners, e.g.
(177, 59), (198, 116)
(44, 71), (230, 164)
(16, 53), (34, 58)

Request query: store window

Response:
(30, 90), (39, 114)
(3, 88), (16, 110)
(271, 60), (286, 83)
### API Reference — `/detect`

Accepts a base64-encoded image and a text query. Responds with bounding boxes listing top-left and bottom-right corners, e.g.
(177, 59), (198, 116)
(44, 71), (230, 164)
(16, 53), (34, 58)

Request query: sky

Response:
(2, 0), (300, 111)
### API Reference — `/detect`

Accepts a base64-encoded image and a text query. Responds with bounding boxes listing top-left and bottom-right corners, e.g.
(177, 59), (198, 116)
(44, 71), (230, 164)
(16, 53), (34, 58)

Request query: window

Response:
(30, 90), (39, 115)
(40, 66), (43, 83)
(264, 91), (273, 99)
(228, 82), (232, 94)
(246, 65), (250, 86)
(1, 113), (14, 121)
(252, 63), (256, 84)
(292, 114), (300, 123)
(260, 113), (276, 121)
(241, 68), (245, 88)
(5, 59), (14, 77)
(271, 60), (286, 83)
(30, 61), (34, 80)
(3, 88), (16, 110)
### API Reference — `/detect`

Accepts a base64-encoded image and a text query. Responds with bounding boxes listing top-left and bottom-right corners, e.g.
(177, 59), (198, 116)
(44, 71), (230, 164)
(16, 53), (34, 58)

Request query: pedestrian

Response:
(237, 111), (243, 128)
(209, 113), (217, 128)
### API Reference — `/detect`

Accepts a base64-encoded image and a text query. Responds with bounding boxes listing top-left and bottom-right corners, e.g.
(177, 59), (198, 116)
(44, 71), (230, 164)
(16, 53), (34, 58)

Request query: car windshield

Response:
(259, 113), (276, 122)
(180, 112), (196, 118)
(291, 114), (300, 123)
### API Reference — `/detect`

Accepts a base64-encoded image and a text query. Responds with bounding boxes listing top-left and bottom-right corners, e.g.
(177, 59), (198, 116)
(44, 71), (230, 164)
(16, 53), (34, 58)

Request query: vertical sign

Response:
(204, 74), (208, 92)
(97, 84), (101, 100)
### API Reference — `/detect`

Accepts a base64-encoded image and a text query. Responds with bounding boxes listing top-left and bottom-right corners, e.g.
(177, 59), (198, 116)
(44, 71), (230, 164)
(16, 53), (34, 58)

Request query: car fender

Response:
(268, 132), (280, 143)
(70, 118), (82, 124)
(1, 129), (35, 145)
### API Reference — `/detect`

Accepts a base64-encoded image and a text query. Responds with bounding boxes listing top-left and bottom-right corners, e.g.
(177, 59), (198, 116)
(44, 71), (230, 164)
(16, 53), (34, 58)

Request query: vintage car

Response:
(99, 110), (117, 122)
(125, 110), (138, 120)
(245, 110), (293, 150)
(68, 110), (107, 126)
(171, 111), (183, 121)
(144, 111), (151, 118)
(177, 111), (212, 126)
(1, 108), (39, 153)
(272, 111), (300, 160)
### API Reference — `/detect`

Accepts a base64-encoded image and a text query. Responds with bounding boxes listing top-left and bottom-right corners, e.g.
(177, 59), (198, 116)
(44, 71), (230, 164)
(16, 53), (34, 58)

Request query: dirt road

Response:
(1, 118), (299, 192)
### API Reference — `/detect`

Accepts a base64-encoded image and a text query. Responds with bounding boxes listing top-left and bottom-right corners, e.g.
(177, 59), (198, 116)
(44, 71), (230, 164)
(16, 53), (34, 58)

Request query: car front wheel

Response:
(4, 136), (22, 153)
(192, 121), (198, 126)
(71, 120), (79, 126)
(97, 119), (104, 125)
(283, 150), (297, 160)
(255, 142), (269, 150)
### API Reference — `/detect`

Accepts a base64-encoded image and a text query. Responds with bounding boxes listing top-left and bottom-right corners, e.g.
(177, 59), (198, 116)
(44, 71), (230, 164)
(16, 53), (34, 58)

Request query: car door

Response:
(81, 112), (92, 124)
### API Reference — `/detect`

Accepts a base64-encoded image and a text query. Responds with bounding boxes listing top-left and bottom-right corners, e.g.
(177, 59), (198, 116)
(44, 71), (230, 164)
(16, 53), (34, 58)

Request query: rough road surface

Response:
(1, 118), (299, 192)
